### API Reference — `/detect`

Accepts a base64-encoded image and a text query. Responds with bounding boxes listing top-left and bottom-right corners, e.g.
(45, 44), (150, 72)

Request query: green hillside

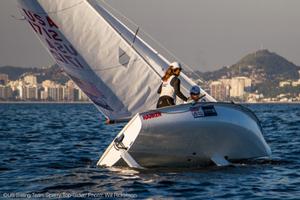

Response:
(196, 49), (300, 81)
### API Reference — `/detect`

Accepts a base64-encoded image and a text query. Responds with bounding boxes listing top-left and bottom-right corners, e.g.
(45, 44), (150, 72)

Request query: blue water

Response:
(0, 103), (300, 199)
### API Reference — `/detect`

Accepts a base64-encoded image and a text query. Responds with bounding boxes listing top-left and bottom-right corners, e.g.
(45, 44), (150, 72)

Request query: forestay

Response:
(18, 0), (216, 120)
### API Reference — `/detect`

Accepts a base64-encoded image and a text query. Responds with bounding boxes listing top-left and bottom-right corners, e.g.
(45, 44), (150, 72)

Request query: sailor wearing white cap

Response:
(157, 62), (188, 108)
(170, 61), (181, 70)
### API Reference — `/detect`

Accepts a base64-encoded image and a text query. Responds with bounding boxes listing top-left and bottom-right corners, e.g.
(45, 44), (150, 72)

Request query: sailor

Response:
(157, 62), (188, 108)
(187, 85), (206, 103)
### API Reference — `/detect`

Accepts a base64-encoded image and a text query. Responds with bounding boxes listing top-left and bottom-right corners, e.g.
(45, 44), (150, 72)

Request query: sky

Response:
(0, 0), (300, 71)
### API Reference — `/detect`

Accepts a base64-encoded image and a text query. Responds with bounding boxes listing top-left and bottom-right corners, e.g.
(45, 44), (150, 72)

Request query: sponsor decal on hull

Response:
(190, 105), (217, 118)
(142, 112), (162, 120)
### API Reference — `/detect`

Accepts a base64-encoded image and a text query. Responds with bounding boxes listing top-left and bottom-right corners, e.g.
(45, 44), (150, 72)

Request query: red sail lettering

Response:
(46, 16), (59, 29)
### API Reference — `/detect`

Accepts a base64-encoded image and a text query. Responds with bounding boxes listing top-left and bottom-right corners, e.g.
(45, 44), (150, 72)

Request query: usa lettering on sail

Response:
(22, 9), (84, 70)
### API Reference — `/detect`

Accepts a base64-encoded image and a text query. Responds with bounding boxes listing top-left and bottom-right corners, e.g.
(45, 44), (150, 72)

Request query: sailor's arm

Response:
(172, 78), (188, 101)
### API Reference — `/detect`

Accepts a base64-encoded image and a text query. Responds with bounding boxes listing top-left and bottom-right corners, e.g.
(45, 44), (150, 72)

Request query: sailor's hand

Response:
(105, 118), (110, 125)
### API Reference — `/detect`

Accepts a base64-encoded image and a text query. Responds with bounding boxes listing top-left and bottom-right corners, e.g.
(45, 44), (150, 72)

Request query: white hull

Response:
(98, 102), (271, 168)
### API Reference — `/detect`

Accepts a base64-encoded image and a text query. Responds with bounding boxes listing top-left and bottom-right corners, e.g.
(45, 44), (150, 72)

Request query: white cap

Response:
(170, 62), (182, 70)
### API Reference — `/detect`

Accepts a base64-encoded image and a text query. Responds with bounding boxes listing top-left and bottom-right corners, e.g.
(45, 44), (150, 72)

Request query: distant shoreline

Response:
(0, 101), (299, 105)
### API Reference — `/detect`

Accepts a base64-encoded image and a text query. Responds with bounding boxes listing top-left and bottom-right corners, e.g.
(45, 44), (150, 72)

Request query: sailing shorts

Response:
(156, 96), (175, 108)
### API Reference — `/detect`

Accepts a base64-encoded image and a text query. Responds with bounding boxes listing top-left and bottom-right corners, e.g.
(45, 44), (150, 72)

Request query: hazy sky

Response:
(1, 0), (300, 71)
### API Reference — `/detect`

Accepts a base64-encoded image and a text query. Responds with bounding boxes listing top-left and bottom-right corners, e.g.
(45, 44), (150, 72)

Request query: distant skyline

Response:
(1, 0), (300, 71)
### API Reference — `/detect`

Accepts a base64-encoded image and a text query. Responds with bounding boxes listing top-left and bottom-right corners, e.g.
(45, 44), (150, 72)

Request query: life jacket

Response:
(160, 75), (175, 99)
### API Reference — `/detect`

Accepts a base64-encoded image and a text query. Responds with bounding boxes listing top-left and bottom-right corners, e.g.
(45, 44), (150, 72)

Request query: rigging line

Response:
(116, 27), (138, 61)
(100, 0), (205, 83)
(131, 27), (140, 47)
(16, 1), (86, 15)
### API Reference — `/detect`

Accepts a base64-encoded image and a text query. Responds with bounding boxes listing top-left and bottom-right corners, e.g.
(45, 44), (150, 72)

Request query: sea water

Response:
(0, 103), (299, 199)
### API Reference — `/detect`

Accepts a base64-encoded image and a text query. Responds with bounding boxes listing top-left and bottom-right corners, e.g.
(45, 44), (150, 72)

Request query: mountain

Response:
(0, 65), (69, 84)
(0, 66), (35, 80)
(196, 49), (300, 82)
(193, 49), (300, 98)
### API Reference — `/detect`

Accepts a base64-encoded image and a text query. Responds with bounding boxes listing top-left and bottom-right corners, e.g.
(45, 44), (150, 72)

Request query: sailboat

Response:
(17, 0), (271, 168)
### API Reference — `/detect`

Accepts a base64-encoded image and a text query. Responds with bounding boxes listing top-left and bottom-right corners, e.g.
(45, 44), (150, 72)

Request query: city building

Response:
(209, 77), (252, 101)
(247, 93), (264, 103)
(219, 78), (231, 98)
(0, 85), (12, 100)
(279, 81), (291, 87)
(65, 80), (75, 101)
(16, 85), (26, 100)
(16, 84), (38, 100)
(230, 77), (252, 98)
(42, 80), (57, 88)
(78, 89), (89, 101)
(8, 80), (21, 91)
(25, 86), (38, 100)
(0, 74), (9, 85)
(0, 74), (91, 102)
(210, 81), (227, 101)
(24, 75), (37, 86)
(48, 86), (65, 101)
(41, 80), (65, 101)
(40, 90), (48, 100)
(292, 80), (300, 87)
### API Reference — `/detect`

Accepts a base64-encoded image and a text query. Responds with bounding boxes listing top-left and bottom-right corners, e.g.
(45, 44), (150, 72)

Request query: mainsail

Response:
(18, 0), (216, 120)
